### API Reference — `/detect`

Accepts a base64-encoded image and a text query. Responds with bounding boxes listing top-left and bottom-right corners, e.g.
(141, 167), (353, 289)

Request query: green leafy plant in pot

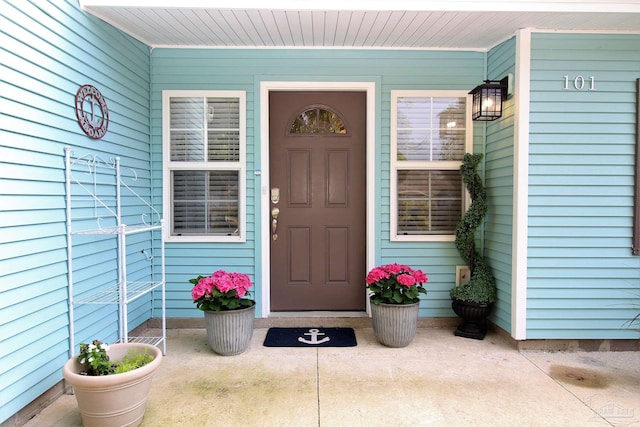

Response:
(62, 340), (162, 427)
(450, 153), (497, 340)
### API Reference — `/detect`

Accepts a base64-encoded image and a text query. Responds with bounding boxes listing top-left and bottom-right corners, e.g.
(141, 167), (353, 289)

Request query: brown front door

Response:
(269, 91), (366, 311)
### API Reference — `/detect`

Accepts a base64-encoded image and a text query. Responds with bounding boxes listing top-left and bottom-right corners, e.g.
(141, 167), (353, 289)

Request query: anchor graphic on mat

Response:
(298, 328), (330, 345)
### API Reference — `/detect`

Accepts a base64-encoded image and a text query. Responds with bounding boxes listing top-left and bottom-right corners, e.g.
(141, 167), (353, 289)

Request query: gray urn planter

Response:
(204, 303), (256, 355)
(370, 298), (420, 348)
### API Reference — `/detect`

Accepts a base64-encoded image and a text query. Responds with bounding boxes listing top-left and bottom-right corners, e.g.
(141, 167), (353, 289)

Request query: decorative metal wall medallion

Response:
(75, 84), (109, 139)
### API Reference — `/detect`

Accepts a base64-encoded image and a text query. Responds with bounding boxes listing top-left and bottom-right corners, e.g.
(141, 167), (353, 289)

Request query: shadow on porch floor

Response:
(24, 326), (640, 426)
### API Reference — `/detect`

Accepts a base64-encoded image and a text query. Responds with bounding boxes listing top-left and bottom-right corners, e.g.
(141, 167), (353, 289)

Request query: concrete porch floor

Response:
(24, 325), (640, 427)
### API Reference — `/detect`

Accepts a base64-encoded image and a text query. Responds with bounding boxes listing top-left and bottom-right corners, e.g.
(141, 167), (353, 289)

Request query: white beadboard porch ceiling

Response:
(79, 1), (640, 50)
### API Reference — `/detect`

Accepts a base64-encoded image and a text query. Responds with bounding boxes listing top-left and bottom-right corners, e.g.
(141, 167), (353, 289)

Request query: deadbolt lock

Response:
(271, 187), (280, 204)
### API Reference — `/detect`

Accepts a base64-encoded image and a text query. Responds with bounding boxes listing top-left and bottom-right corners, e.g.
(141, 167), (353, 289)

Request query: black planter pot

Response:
(451, 299), (493, 340)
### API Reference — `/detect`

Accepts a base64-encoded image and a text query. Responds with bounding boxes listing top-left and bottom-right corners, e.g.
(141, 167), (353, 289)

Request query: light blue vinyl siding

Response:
(151, 49), (486, 318)
(484, 37), (517, 334)
(527, 33), (640, 339)
(0, 0), (151, 422)
(4, 2), (638, 422)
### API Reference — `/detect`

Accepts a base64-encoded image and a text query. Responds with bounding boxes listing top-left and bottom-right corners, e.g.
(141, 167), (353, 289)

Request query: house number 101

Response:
(563, 75), (596, 90)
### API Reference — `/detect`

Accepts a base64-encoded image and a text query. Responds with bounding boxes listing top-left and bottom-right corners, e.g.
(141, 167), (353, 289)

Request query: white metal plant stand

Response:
(64, 147), (166, 357)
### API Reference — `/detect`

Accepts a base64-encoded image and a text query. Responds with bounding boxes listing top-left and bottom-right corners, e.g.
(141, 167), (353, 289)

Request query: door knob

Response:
(271, 207), (280, 240)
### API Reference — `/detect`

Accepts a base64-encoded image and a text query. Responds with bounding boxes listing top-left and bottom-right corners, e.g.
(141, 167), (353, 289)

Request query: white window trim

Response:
(390, 90), (473, 242)
(162, 90), (247, 243)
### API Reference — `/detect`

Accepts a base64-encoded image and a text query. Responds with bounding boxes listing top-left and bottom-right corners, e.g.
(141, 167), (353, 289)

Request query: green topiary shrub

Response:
(450, 153), (497, 303)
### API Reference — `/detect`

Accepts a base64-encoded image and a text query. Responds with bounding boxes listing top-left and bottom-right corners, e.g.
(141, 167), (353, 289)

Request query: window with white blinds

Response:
(163, 91), (246, 242)
(391, 91), (472, 241)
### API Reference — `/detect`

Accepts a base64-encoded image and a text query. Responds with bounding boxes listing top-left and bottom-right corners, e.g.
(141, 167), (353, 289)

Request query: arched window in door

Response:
(288, 105), (347, 135)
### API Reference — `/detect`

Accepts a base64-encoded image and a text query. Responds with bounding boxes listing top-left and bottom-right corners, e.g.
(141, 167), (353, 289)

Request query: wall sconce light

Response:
(469, 75), (510, 121)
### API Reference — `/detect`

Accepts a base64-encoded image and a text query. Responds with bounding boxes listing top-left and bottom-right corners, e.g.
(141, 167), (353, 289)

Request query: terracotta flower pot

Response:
(370, 297), (420, 348)
(62, 343), (163, 427)
(204, 303), (256, 355)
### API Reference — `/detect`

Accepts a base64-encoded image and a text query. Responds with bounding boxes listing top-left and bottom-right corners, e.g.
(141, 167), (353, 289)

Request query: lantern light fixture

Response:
(469, 75), (510, 121)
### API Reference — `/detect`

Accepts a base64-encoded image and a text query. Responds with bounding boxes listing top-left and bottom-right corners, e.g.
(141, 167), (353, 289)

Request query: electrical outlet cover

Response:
(455, 265), (471, 287)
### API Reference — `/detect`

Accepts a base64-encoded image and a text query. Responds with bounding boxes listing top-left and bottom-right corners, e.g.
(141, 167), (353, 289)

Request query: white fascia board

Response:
(79, 0), (640, 13)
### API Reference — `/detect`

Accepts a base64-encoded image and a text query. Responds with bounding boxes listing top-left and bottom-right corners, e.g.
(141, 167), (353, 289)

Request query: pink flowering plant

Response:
(366, 263), (428, 305)
(190, 270), (254, 311)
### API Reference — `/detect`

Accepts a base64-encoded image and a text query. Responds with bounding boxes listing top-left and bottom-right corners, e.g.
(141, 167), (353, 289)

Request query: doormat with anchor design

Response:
(263, 327), (357, 347)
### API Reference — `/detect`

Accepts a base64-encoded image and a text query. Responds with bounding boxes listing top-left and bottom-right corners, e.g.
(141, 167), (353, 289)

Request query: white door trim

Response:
(259, 81), (376, 318)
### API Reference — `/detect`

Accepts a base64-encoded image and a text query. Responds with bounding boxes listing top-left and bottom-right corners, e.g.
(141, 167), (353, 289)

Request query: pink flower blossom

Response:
(384, 263), (404, 275)
(213, 272), (235, 293)
(396, 273), (416, 287)
(366, 267), (390, 284)
(191, 281), (210, 300)
(413, 270), (428, 284)
(231, 273), (252, 297)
